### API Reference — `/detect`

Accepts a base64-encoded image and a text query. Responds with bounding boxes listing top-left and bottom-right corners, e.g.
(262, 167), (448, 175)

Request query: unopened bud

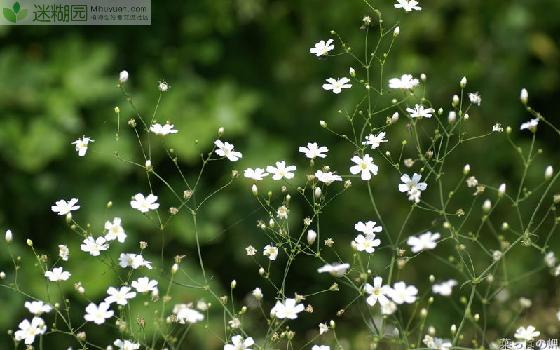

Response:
(5, 230), (12, 243)
(520, 88), (528, 105)
(307, 230), (317, 245)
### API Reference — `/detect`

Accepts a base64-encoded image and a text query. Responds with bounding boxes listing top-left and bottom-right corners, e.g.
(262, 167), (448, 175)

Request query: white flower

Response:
(364, 277), (392, 306)
(319, 323), (329, 334)
(363, 132), (388, 149)
(244, 168), (268, 181)
(299, 142), (329, 159)
(266, 161), (296, 180)
(114, 339), (140, 350)
(492, 123), (503, 132)
(158, 81), (169, 92)
(520, 118), (539, 132)
(469, 92), (482, 106)
(215, 140), (243, 161)
(71, 136), (94, 157)
(309, 39), (334, 57)
(130, 193), (160, 213)
(381, 301), (397, 315)
(51, 198), (80, 216)
(322, 77), (352, 94)
(119, 70), (129, 83)
(45, 267), (71, 282)
(394, 0), (421, 12)
(407, 104), (435, 119)
(389, 74), (419, 89)
(315, 170), (342, 184)
(104, 217), (126, 243)
(14, 317), (46, 345)
(389, 282), (418, 304)
(355, 221), (382, 236)
(263, 244), (279, 261)
(423, 335), (452, 350)
(24, 301), (52, 316)
(353, 234), (381, 253)
(432, 279), (457, 296)
(252, 288), (263, 300)
(131, 277), (158, 293)
(312, 346), (330, 350)
(224, 335), (254, 350)
(118, 253), (152, 270)
(81, 236), (109, 256)
(514, 325), (540, 341)
(270, 298), (304, 319)
(150, 122), (178, 135)
(105, 286), (137, 305)
(58, 244), (69, 261)
(172, 304), (204, 324)
(399, 173), (427, 203)
(350, 154), (378, 181)
(317, 263), (350, 277)
(407, 231), (440, 253)
(84, 302), (114, 324)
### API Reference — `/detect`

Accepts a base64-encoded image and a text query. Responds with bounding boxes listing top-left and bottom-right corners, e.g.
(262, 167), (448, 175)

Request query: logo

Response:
(3, 1), (28, 23)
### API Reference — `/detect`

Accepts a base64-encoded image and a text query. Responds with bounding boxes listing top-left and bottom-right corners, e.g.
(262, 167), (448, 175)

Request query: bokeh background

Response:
(1, 0), (560, 348)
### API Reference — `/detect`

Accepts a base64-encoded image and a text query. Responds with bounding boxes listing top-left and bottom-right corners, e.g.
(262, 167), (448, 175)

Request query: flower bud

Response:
(26, 239), (33, 247)
(463, 164), (471, 175)
(145, 160), (152, 171)
(218, 127), (225, 136)
(498, 183), (506, 197)
(5, 230), (12, 243)
(452, 94), (460, 107)
(448, 111), (457, 123)
(460, 76), (467, 88)
(393, 26), (400, 36)
(483, 199), (491, 212)
(320, 120), (327, 128)
(231, 280), (237, 289)
(520, 88), (528, 105)
(307, 230), (317, 245)
(349, 67), (356, 77)
(251, 184), (258, 196)
(545, 166), (553, 180)
(391, 112), (399, 123)
(119, 70), (129, 83)
(314, 187), (322, 199)
(171, 263), (178, 275)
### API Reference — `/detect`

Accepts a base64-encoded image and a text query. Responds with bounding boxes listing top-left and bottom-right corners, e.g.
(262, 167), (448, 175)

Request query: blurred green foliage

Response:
(1, 0), (560, 348)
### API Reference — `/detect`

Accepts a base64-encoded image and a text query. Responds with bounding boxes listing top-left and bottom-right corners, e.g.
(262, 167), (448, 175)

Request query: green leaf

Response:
(16, 8), (27, 20)
(12, 1), (20, 13)
(3, 8), (16, 23)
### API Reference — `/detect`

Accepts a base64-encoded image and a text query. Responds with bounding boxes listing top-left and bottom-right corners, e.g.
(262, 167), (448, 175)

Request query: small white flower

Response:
(119, 253), (152, 269)
(423, 335), (452, 350)
(104, 217), (126, 243)
(266, 161), (296, 180)
(270, 298), (304, 319)
(432, 279), (457, 296)
(84, 302), (114, 324)
(317, 263), (350, 277)
(224, 335), (255, 350)
(244, 168), (268, 181)
(119, 70), (129, 83)
(114, 339), (140, 350)
(407, 231), (440, 253)
(45, 267), (71, 282)
(299, 142), (329, 159)
(14, 317), (46, 345)
(312, 346), (330, 350)
(130, 193), (160, 213)
(407, 104), (435, 119)
(363, 132), (388, 149)
(172, 304), (204, 324)
(315, 170), (342, 184)
(252, 288), (263, 300)
(131, 277), (158, 293)
(322, 77), (352, 94)
(389, 282), (418, 304)
(355, 221), (382, 236)
(353, 233), (381, 253)
(492, 123), (503, 132)
(158, 81), (170, 92)
(349, 154), (378, 181)
(309, 39), (334, 57)
(514, 325), (540, 341)
(399, 173), (427, 203)
(51, 198), (80, 216)
(105, 286), (137, 305)
(381, 301), (397, 315)
(215, 140), (242, 161)
(71, 136), (94, 157)
(364, 277), (392, 307)
(24, 301), (52, 316)
(150, 122), (178, 135)
(394, 0), (421, 12)
(520, 118), (539, 132)
(468, 92), (482, 106)
(263, 244), (279, 261)
(389, 74), (419, 89)
(58, 244), (69, 261)
(81, 236), (109, 256)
